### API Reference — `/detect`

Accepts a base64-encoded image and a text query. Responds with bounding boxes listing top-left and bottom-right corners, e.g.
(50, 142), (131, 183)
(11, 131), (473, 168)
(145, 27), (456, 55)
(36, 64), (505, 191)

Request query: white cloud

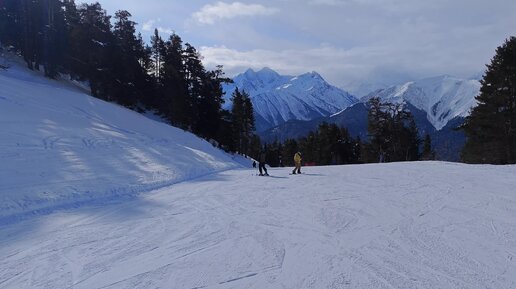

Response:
(192, 2), (278, 25)
(309, 0), (346, 6)
(142, 20), (155, 31)
(199, 43), (486, 90)
(142, 19), (174, 35)
(98, 0), (516, 89)
(199, 44), (376, 83)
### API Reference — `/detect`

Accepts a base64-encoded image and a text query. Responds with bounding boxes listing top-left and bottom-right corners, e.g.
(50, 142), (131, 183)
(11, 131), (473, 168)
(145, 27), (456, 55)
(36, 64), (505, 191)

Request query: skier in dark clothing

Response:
(252, 161), (257, 168)
(258, 150), (269, 176)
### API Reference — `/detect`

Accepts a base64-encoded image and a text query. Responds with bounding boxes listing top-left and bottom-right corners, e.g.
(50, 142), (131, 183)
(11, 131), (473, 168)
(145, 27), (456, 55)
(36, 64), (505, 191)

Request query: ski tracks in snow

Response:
(1, 163), (516, 288)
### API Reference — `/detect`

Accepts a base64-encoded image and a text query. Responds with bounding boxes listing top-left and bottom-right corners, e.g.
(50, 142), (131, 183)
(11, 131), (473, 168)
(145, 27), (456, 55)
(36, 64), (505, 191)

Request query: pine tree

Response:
(63, 0), (81, 79)
(161, 33), (188, 126)
(282, 139), (299, 166)
(364, 97), (421, 162)
(248, 134), (262, 161)
(0, 0), (23, 65)
(461, 37), (516, 164)
(41, 0), (67, 78)
(364, 97), (390, 162)
(183, 43), (205, 132)
(67, 3), (114, 98)
(0, 0), (244, 155)
(150, 29), (165, 80)
(230, 89), (256, 155)
(400, 118), (421, 161)
(197, 65), (231, 140)
(284, 123), (361, 166)
(111, 10), (149, 107)
(231, 88), (245, 153)
(421, 134), (436, 160)
(20, 0), (39, 70)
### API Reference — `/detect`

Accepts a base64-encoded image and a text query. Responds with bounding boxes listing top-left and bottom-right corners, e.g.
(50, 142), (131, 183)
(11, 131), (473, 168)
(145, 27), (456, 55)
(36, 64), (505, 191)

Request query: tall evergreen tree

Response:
(150, 28), (165, 80)
(364, 97), (420, 162)
(161, 33), (187, 125)
(0, 0), (22, 49)
(197, 65), (231, 140)
(461, 37), (516, 164)
(19, 0), (40, 70)
(111, 10), (149, 107)
(41, 0), (67, 78)
(0, 0), (243, 155)
(68, 3), (114, 98)
(230, 89), (256, 155)
(231, 88), (246, 153)
(281, 139), (299, 166)
(62, 0), (81, 78)
(183, 43), (206, 132)
(421, 134), (436, 160)
(0, 0), (23, 67)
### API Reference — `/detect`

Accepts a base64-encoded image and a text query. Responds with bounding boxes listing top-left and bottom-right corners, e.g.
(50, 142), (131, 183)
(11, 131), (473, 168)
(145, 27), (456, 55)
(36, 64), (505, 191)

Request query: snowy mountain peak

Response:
(258, 66), (279, 75)
(296, 71), (324, 81)
(224, 68), (358, 132)
(363, 75), (480, 130)
(244, 67), (281, 83)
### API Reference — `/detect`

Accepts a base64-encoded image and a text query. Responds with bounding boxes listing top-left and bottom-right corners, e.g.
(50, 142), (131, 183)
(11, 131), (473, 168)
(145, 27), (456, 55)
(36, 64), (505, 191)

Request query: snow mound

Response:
(0, 63), (240, 223)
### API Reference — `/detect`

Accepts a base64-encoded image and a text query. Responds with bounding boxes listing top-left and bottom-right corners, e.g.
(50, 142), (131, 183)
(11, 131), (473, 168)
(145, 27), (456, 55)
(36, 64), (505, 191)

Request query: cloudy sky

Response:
(97, 0), (515, 93)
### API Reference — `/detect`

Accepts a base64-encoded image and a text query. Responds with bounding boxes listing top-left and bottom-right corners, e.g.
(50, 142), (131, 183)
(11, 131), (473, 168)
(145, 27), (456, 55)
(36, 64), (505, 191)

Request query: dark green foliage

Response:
(267, 122), (361, 167)
(262, 142), (282, 167)
(363, 97), (421, 162)
(71, 3), (114, 98)
(0, 0), (66, 76)
(0, 1), (23, 50)
(150, 28), (165, 80)
(248, 134), (262, 160)
(300, 123), (361, 165)
(281, 139), (299, 166)
(231, 89), (257, 155)
(421, 134), (436, 160)
(461, 37), (516, 164)
(41, 0), (67, 78)
(0, 0), (241, 153)
(110, 10), (151, 107)
(161, 33), (187, 125)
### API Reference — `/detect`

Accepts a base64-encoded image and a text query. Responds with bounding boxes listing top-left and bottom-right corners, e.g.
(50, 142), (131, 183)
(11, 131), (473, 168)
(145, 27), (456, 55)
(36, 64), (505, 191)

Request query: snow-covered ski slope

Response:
(1, 163), (516, 288)
(0, 63), (242, 223)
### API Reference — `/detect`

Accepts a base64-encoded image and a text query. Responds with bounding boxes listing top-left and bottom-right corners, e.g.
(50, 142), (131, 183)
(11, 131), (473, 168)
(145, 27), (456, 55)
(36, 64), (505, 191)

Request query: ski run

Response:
(1, 61), (516, 289)
(1, 164), (516, 288)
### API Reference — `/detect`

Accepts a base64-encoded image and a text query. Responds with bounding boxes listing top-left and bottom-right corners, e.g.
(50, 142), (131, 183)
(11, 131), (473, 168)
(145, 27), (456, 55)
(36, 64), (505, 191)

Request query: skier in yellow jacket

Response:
(292, 151), (302, 174)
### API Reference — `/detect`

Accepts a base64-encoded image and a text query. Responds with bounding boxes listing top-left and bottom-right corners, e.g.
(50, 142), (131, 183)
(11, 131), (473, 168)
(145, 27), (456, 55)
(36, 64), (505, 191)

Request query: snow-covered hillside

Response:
(363, 75), (480, 130)
(1, 162), (515, 288)
(0, 63), (242, 223)
(223, 68), (358, 131)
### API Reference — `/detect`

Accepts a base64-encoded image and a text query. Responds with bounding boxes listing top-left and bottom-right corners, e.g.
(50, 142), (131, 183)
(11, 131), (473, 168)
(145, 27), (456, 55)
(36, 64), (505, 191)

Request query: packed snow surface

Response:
(1, 162), (516, 289)
(2, 62), (515, 289)
(0, 63), (241, 223)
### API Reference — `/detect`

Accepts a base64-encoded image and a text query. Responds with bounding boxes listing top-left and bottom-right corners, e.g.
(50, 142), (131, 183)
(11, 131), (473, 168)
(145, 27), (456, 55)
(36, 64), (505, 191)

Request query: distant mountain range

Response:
(233, 70), (481, 161)
(362, 75), (480, 130)
(260, 102), (467, 161)
(223, 68), (358, 132)
(224, 67), (481, 160)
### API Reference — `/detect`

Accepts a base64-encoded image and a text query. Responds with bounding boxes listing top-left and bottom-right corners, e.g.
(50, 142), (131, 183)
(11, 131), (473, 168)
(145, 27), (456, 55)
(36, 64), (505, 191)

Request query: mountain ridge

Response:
(361, 75), (480, 130)
(223, 68), (358, 132)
